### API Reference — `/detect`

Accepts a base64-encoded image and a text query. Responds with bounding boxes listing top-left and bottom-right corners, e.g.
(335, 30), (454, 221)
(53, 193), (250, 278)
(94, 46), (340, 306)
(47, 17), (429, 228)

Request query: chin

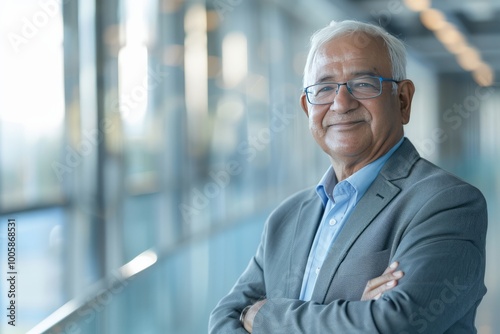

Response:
(327, 139), (367, 155)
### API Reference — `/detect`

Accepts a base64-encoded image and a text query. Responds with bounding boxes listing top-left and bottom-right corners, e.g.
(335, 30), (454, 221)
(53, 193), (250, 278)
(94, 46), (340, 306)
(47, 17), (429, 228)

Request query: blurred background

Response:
(0, 0), (498, 333)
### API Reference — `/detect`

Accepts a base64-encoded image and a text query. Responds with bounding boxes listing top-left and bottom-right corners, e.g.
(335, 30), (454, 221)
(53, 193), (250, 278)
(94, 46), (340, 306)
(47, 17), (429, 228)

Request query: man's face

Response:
(301, 32), (414, 170)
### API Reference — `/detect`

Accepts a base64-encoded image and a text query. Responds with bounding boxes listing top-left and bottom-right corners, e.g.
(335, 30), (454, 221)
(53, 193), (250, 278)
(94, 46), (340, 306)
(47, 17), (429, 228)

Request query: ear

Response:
(398, 79), (415, 125)
(300, 93), (309, 117)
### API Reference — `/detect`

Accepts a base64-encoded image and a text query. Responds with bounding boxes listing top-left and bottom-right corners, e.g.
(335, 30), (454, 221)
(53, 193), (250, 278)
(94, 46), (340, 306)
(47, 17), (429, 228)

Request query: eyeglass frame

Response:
(303, 75), (401, 105)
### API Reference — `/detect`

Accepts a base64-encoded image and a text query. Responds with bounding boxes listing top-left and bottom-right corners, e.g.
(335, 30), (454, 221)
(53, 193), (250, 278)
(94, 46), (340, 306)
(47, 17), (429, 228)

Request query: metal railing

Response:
(27, 208), (271, 334)
(27, 249), (158, 334)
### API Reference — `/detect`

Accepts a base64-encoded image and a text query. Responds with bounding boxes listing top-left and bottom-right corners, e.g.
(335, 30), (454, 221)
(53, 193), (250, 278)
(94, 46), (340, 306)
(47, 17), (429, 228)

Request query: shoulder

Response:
(387, 154), (487, 228)
(260, 187), (321, 239)
(381, 139), (487, 218)
(406, 147), (482, 194)
(280, 187), (317, 206)
(267, 187), (318, 220)
(409, 157), (486, 205)
(386, 138), (485, 198)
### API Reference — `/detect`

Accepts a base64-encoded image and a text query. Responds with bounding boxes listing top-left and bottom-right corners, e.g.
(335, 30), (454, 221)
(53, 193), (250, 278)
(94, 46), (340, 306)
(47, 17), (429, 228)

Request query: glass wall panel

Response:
(0, 1), (66, 332)
(0, 1), (65, 210)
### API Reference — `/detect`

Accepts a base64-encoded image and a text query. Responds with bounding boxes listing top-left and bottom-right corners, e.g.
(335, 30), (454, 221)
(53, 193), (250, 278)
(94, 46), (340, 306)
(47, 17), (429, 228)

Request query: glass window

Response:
(0, 2), (66, 332)
(0, 1), (65, 210)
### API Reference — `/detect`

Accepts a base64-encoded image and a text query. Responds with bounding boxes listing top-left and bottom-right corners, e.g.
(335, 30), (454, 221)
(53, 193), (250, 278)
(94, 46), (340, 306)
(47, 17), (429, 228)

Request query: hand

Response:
(361, 261), (404, 301)
(242, 299), (267, 333)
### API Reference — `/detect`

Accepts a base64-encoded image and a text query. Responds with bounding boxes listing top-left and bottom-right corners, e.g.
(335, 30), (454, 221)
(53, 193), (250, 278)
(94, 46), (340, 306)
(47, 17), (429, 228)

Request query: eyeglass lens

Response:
(307, 76), (383, 104)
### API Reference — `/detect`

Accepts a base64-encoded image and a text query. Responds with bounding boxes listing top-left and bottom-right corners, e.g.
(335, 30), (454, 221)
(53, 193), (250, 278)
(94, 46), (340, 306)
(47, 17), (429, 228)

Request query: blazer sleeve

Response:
(250, 182), (487, 333)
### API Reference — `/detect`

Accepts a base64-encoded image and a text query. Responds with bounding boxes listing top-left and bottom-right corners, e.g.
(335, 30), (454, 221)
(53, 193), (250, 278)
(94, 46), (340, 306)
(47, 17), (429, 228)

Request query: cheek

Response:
(363, 101), (394, 130)
(309, 107), (327, 130)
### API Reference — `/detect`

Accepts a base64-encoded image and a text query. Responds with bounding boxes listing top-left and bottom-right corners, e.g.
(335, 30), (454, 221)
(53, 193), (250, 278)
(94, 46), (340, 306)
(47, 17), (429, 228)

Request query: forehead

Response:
(311, 32), (391, 81)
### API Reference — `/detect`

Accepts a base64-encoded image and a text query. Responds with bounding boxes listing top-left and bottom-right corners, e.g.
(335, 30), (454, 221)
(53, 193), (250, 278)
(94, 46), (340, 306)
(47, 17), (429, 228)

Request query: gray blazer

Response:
(209, 138), (487, 334)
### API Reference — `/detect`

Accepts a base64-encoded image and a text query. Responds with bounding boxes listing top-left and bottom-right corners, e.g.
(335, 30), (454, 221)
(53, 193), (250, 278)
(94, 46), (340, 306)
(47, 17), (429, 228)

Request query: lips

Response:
(327, 120), (365, 128)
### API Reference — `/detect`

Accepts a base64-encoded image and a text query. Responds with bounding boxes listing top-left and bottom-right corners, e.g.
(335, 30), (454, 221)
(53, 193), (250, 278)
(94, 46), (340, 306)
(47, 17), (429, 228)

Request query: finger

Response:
(361, 270), (404, 301)
(381, 261), (399, 275)
(361, 262), (403, 301)
(362, 280), (395, 301)
(365, 268), (403, 292)
(374, 278), (399, 297)
(369, 272), (404, 299)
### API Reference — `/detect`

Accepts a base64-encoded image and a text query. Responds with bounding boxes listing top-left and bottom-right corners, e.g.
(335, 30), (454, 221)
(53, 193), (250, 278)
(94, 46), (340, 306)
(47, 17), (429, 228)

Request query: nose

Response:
(335, 83), (348, 95)
(330, 83), (358, 113)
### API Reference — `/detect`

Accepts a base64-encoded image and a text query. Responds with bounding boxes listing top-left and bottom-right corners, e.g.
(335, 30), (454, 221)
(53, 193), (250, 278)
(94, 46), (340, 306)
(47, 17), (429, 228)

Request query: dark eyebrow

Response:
(316, 75), (336, 83)
(352, 70), (379, 77)
(315, 70), (380, 84)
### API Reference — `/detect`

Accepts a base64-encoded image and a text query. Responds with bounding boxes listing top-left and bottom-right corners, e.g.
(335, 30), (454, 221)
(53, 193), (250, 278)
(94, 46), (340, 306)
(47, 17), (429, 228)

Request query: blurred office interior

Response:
(0, 0), (499, 333)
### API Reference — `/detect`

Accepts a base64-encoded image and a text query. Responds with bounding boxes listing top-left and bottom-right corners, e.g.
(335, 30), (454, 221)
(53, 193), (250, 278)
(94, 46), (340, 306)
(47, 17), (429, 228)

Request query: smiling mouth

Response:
(328, 120), (365, 129)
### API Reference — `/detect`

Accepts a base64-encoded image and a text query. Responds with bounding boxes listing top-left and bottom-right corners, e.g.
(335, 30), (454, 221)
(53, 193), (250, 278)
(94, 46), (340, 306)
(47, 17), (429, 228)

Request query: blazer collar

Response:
(381, 138), (421, 181)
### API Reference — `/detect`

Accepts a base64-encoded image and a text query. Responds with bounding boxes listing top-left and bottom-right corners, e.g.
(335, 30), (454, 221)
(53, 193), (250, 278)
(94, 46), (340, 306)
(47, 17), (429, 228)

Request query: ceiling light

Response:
(419, 3), (495, 82)
(443, 38), (468, 55)
(404, 0), (430, 12)
(472, 63), (495, 87)
(456, 47), (482, 71)
(434, 23), (463, 46)
(420, 9), (446, 31)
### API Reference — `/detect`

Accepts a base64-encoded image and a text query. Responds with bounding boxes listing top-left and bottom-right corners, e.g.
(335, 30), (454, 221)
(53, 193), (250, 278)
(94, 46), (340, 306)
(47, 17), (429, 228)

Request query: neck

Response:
(330, 141), (401, 181)
(330, 135), (404, 181)
(331, 160), (363, 182)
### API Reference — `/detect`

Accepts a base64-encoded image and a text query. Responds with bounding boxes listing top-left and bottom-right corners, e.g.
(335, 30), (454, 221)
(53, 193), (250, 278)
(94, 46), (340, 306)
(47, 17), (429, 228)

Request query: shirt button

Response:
(315, 267), (320, 275)
(329, 218), (337, 226)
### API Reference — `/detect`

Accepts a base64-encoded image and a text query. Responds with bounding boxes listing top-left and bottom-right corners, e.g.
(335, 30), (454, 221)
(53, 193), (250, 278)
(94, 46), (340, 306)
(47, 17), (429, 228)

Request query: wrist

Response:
(241, 299), (267, 333)
(239, 305), (251, 327)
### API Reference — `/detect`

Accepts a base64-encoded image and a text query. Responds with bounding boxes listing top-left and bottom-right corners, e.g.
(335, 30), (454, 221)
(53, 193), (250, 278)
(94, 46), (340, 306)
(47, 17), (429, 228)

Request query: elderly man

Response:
(209, 20), (487, 333)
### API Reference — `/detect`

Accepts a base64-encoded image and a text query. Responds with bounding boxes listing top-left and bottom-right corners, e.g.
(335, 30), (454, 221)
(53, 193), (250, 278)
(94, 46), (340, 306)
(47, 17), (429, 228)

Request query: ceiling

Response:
(354, 0), (500, 74)
(281, 0), (500, 83)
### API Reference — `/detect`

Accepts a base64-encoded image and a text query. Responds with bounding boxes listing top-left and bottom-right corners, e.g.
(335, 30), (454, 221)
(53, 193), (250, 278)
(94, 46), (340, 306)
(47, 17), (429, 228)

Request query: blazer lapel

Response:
(310, 174), (401, 302)
(287, 193), (324, 298)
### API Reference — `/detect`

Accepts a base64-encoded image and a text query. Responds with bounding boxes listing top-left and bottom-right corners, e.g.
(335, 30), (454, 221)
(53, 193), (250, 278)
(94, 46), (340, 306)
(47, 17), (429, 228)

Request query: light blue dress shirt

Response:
(299, 137), (404, 301)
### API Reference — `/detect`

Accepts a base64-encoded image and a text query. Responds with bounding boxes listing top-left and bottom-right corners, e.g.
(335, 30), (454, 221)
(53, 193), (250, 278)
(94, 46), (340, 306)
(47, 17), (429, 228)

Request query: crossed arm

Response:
(241, 262), (404, 333)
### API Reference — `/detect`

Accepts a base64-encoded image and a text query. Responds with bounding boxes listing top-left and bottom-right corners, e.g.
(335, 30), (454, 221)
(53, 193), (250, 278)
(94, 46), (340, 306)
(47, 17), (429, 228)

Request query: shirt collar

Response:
(316, 137), (405, 206)
(316, 166), (336, 207)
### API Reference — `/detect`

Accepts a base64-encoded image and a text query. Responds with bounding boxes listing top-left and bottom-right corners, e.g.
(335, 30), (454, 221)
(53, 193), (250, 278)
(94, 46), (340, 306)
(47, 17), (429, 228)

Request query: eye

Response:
(351, 81), (377, 90)
(316, 84), (335, 94)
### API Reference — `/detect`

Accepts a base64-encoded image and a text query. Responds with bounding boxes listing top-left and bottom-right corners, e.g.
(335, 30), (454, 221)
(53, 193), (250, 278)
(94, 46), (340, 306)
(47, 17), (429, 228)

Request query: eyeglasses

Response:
(303, 75), (399, 105)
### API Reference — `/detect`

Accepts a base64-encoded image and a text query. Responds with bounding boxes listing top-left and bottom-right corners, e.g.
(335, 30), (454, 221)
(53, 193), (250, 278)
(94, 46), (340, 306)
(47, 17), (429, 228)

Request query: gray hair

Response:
(303, 20), (407, 87)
